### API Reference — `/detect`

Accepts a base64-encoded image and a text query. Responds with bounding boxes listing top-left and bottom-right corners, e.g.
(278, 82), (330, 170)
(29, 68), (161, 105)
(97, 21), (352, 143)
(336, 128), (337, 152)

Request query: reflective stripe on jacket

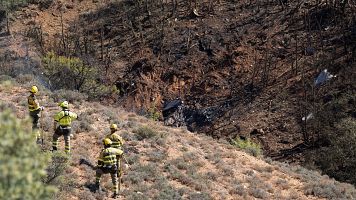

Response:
(54, 109), (78, 126)
(28, 94), (40, 111)
(97, 147), (123, 167)
(105, 133), (125, 149)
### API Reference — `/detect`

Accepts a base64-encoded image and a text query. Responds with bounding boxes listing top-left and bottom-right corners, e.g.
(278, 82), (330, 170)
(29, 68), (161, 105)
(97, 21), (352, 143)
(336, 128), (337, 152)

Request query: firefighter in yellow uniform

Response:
(52, 101), (78, 154)
(95, 138), (123, 199)
(28, 85), (44, 143)
(105, 124), (125, 149)
(105, 124), (125, 180)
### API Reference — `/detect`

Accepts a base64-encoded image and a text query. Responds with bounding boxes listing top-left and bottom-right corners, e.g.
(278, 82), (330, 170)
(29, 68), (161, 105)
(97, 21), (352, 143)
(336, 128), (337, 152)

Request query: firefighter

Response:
(105, 124), (125, 182)
(28, 85), (44, 143)
(95, 138), (123, 199)
(52, 101), (78, 154)
(105, 124), (125, 150)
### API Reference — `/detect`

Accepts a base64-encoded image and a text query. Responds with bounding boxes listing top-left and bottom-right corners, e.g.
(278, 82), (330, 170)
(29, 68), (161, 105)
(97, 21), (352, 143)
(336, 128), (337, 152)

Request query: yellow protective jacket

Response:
(54, 109), (78, 126)
(28, 94), (40, 112)
(97, 147), (123, 167)
(105, 133), (125, 149)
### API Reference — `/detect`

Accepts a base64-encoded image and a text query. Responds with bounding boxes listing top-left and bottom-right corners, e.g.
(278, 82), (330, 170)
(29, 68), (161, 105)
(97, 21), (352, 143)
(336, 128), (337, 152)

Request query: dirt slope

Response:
(1, 82), (356, 199)
(8, 0), (356, 160)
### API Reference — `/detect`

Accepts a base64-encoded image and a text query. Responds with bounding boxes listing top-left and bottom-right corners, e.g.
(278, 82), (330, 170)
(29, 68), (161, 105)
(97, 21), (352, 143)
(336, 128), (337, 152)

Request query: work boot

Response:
(36, 137), (41, 144)
(51, 147), (57, 152)
(112, 193), (119, 199)
(94, 183), (102, 193)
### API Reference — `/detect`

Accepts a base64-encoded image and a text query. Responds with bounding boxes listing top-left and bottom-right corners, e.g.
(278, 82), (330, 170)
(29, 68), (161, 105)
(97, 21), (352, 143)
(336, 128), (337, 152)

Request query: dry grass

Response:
(2, 85), (356, 200)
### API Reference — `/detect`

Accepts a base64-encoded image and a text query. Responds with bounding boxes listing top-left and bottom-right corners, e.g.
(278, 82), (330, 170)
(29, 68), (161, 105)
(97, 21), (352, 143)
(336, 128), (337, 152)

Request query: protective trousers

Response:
(30, 110), (41, 139)
(96, 167), (118, 195)
(52, 126), (71, 153)
(117, 156), (122, 178)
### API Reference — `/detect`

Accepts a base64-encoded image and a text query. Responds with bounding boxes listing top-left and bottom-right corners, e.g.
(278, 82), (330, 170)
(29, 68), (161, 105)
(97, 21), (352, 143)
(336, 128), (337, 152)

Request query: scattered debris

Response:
(250, 128), (264, 136)
(314, 69), (336, 86)
(191, 8), (201, 17)
(302, 113), (314, 121)
(162, 99), (220, 131)
(305, 46), (316, 56)
(163, 99), (185, 127)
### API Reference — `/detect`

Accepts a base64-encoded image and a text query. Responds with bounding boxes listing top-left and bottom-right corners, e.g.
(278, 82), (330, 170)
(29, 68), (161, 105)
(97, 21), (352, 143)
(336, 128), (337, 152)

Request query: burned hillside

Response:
(53, 0), (356, 155)
(7, 0), (356, 185)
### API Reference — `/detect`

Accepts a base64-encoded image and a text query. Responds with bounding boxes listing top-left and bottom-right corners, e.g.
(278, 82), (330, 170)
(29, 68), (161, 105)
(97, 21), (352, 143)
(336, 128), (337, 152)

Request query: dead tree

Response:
(6, 9), (9, 34)
(60, 12), (67, 55)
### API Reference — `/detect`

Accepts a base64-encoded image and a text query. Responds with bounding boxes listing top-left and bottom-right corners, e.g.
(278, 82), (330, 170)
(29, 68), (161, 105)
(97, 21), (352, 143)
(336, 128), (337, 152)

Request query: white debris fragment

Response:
(314, 69), (336, 86)
(302, 113), (314, 121)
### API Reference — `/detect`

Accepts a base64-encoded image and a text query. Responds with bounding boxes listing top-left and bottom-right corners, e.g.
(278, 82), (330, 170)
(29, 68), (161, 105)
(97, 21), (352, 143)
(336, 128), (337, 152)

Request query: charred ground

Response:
(3, 0), (356, 184)
(55, 0), (356, 158)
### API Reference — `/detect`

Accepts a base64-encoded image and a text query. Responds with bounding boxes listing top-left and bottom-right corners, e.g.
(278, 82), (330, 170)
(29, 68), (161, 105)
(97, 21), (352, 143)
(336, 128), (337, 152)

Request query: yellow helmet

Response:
(110, 124), (118, 131)
(30, 86), (38, 94)
(103, 138), (112, 146)
(59, 101), (69, 108)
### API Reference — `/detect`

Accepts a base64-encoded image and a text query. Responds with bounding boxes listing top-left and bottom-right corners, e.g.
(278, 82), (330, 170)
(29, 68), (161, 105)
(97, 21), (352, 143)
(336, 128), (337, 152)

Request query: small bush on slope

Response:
(275, 162), (356, 199)
(42, 52), (111, 99)
(0, 109), (56, 199)
(133, 126), (158, 140)
(312, 117), (356, 185)
(50, 89), (88, 103)
(231, 137), (262, 157)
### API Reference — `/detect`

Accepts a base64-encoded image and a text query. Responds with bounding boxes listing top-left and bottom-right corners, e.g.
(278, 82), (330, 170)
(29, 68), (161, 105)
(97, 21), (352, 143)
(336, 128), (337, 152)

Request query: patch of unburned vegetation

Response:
(133, 126), (158, 140)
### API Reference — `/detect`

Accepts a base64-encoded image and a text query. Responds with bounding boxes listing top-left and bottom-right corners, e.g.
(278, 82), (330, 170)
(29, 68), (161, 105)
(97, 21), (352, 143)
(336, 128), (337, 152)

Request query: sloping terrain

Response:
(1, 0), (355, 191)
(1, 79), (356, 199)
(8, 0), (356, 161)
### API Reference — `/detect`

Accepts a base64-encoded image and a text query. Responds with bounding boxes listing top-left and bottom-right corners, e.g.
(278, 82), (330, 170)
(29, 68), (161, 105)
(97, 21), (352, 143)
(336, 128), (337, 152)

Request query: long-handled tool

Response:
(118, 157), (122, 191)
(40, 110), (45, 147)
(123, 156), (131, 171)
(118, 154), (131, 191)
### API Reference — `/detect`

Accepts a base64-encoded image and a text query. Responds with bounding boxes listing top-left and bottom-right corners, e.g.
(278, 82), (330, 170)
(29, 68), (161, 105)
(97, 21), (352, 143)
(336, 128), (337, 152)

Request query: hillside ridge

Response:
(1, 82), (356, 199)
(8, 0), (355, 161)
(1, 0), (355, 198)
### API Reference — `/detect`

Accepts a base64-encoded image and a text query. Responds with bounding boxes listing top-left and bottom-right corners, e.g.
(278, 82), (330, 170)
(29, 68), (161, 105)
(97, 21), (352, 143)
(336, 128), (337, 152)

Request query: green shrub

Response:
(45, 152), (70, 186)
(42, 52), (109, 99)
(43, 52), (93, 90)
(125, 163), (158, 184)
(0, 102), (16, 113)
(133, 126), (158, 140)
(188, 192), (213, 200)
(41, 116), (53, 132)
(147, 103), (160, 121)
(0, 109), (57, 199)
(229, 184), (246, 196)
(15, 74), (35, 84)
(147, 150), (168, 162)
(231, 137), (262, 157)
(312, 118), (356, 184)
(249, 188), (268, 199)
(0, 75), (14, 82)
(0, 0), (29, 10)
(101, 107), (118, 123)
(50, 89), (88, 103)
(153, 179), (182, 199)
(303, 180), (356, 199)
(0, 79), (15, 92)
(172, 158), (189, 170)
(72, 111), (93, 133)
